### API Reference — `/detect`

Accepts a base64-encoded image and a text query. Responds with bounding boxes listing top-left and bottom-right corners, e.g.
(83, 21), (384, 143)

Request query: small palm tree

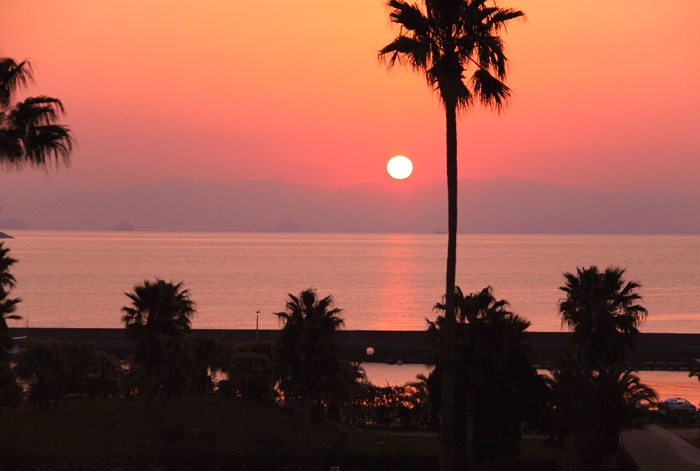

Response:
(549, 357), (656, 464)
(380, 4), (524, 468)
(122, 279), (195, 417)
(559, 266), (647, 366)
(432, 286), (526, 465)
(0, 58), (73, 170)
(275, 288), (345, 449)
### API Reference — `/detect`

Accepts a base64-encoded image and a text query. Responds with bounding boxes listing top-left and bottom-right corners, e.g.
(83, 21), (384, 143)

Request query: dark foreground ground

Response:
(0, 396), (561, 471)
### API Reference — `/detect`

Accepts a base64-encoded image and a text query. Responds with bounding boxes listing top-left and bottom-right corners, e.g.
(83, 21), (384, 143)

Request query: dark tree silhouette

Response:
(379, 3), (524, 469)
(275, 288), (345, 449)
(13, 339), (69, 411)
(430, 286), (540, 465)
(0, 58), (73, 169)
(559, 266), (647, 366)
(230, 351), (277, 401)
(549, 357), (656, 465)
(0, 242), (19, 288)
(554, 267), (653, 467)
(184, 333), (229, 394)
(0, 243), (22, 411)
(0, 243), (21, 362)
(122, 279), (195, 417)
(14, 340), (123, 408)
(227, 341), (277, 400)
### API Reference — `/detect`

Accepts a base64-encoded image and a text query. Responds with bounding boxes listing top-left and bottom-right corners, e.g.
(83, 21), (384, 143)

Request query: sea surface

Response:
(3, 231), (700, 332)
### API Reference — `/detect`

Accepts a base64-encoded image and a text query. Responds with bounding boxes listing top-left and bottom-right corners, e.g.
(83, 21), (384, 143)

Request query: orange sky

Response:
(1, 0), (699, 204)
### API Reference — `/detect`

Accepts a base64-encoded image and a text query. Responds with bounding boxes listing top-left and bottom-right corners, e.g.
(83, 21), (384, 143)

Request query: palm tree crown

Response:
(0, 57), (73, 170)
(559, 266), (647, 365)
(122, 279), (195, 340)
(432, 286), (527, 370)
(380, 0), (524, 112)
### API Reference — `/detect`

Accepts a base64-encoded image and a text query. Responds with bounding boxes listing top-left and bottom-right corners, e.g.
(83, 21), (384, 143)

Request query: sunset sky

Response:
(1, 0), (699, 208)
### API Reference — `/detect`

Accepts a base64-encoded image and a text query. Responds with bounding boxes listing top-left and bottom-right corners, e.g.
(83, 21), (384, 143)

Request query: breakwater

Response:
(9, 328), (700, 370)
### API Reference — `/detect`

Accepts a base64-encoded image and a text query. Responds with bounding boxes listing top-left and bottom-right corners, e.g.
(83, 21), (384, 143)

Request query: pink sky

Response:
(1, 0), (699, 206)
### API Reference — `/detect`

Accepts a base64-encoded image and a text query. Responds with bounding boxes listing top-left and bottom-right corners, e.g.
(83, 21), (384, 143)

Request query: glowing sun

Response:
(387, 155), (413, 180)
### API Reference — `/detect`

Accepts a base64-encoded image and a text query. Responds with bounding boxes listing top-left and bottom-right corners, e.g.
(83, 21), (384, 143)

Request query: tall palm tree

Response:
(431, 286), (527, 465)
(0, 57), (73, 169)
(0, 243), (21, 361)
(559, 266), (647, 366)
(379, 3), (524, 468)
(275, 288), (345, 449)
(122, 279), (195, 417)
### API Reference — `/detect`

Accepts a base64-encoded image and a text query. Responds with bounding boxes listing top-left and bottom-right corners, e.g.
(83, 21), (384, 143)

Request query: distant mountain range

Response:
(2, 176), (700, 234)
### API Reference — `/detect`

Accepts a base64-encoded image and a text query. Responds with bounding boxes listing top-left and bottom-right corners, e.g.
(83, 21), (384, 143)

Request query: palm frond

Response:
(387, 0), (430, 35)
(487, 8), (526, 33)
(379, 35), (432, 72)
(469, 68), (511, 111)
(0, 58), (34, 108)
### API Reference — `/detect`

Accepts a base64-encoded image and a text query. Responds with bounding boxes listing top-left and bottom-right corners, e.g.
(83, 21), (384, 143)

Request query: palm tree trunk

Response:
(465, 384), (476, 466)
(440, 99), (458, 471)
(144, 337), (156, 419)
(303, 395), (312, 451)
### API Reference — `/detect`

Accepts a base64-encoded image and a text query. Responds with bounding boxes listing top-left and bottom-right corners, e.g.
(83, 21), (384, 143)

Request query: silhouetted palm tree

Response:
(549, 357), (656, 465)
(122, 279), (195, 417)
(380, 4), (524, 468)
(0, 243), (21, 361)
(275, 288), (345, 449)
(431, 286), (527, 465)
(559, 266), (647, 366)
(0, 242), (18, 289)
(0, 57), (73, 169)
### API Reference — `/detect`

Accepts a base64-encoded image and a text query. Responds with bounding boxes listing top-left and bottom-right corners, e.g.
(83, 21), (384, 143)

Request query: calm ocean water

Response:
(3, 231), (700, 332)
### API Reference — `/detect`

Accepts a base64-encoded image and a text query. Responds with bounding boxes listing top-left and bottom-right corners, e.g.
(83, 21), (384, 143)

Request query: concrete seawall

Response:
(9, 328), (700, 369)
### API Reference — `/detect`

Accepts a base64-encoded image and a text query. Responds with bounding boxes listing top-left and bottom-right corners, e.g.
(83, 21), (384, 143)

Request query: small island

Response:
(111, 220), (135, 231)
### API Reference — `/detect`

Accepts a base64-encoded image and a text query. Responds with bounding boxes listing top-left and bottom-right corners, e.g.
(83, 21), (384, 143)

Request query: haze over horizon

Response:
(1, 1), (699, 204)
(3, 176), (700, 234)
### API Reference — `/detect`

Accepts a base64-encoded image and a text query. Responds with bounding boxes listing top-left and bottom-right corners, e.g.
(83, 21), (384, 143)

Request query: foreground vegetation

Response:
(0, 394), (566, 471)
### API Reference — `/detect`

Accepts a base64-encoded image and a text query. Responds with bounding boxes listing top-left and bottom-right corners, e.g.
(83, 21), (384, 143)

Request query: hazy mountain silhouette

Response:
(5, 176), (700, 234)
(0, 218), (26, 230)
